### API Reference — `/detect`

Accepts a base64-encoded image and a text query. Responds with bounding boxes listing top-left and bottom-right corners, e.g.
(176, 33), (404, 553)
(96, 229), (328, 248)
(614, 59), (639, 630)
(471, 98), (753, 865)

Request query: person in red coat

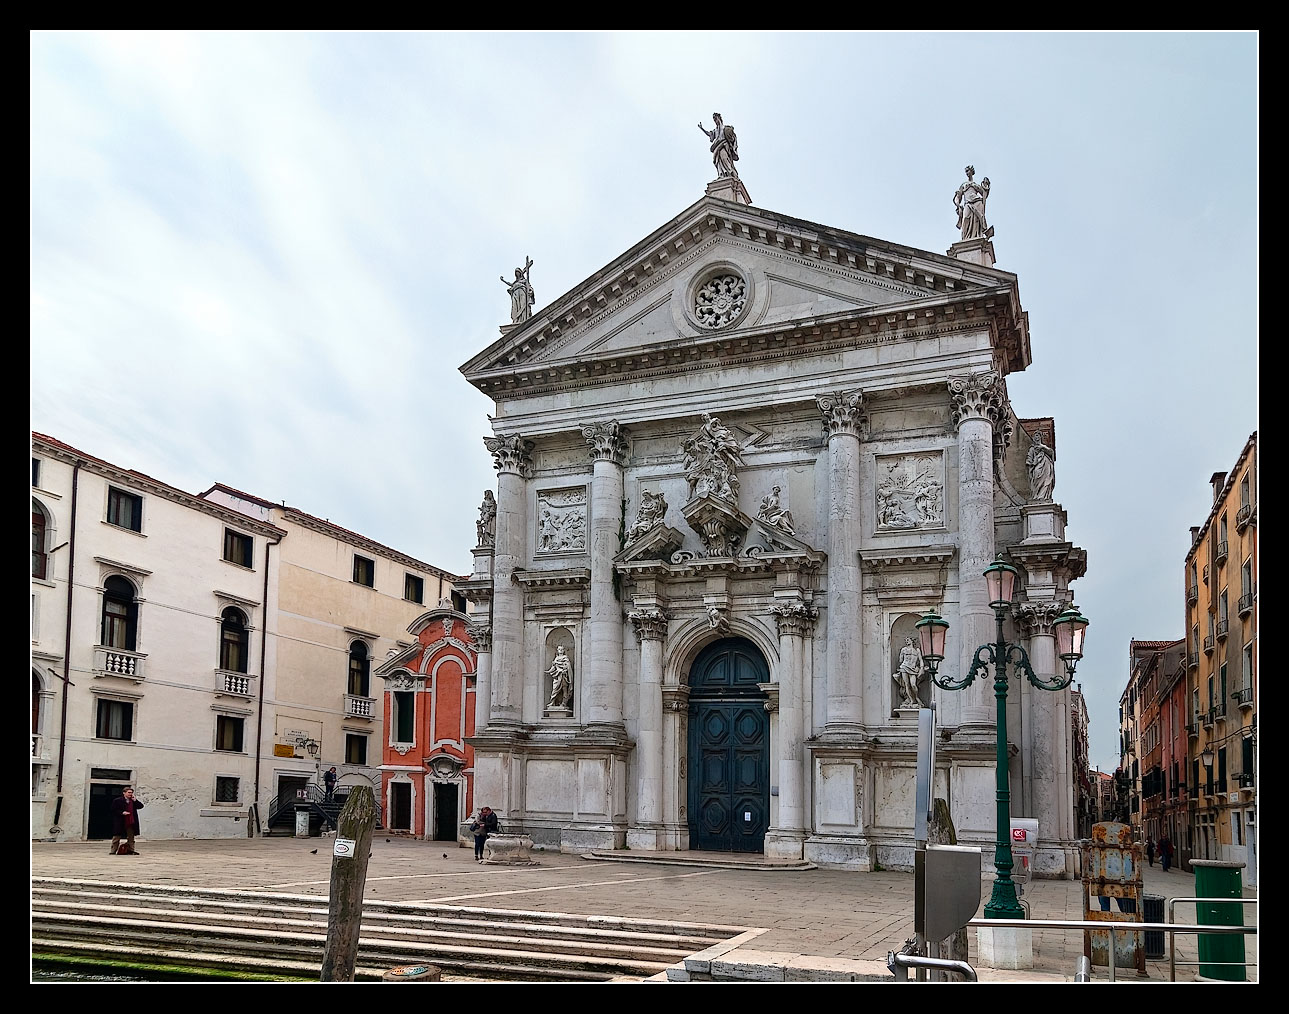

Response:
(110, 787), (144, 855)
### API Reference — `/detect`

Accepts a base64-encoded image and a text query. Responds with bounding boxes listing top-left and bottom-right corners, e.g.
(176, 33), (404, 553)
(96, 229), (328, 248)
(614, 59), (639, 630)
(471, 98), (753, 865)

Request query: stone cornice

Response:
(859, 546), (956, 571)
(513, 568), (591, 588)
(1008, 542), (1088, 581)
(470, 299), (1019, 402)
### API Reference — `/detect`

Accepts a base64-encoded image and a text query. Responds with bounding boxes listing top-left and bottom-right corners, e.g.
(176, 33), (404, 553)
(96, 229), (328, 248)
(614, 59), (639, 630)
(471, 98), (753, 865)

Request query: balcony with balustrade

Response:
(32, 733), (44, 760)
(345, 694), (376, 720)
(1216, 619), (1229, 642)
(1186, 722), (1199, 739)
(1233, 685), (1254, 711)
(1235, 503), (1254, 531)
(1187, 652), (1199, 670)
(1203, 634), (1214, 654)
(93, 646), (146, 682)
(1214, 541), (1228, 566)
(1187, 584), (1199, 605)
(1238, 589), (1255, 616)
(214, 670), (256, 699)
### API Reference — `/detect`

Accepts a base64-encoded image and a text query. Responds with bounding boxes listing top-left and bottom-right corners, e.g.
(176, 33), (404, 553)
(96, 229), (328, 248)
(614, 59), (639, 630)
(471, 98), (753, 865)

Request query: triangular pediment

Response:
(461, 195), (1025, 389)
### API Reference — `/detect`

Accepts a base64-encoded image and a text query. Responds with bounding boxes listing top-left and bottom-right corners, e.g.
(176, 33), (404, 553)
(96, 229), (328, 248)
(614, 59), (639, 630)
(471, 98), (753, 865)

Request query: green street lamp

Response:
(917, 558), (1089, 920)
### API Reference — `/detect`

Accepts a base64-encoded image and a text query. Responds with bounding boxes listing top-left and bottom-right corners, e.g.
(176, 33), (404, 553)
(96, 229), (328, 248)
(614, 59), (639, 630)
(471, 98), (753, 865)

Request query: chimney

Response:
(1190, 526), (1200, 546)
(1210, 471), (1227, 503)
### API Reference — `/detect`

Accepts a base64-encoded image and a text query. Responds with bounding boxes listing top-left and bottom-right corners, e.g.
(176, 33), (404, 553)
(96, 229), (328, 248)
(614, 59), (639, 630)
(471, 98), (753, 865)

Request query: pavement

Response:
(29, 837), (1258, 983)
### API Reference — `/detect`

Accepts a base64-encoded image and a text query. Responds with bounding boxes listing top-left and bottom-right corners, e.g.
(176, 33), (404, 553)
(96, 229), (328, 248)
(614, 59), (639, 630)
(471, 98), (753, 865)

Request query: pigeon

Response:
(386, 838), (391, 843)
(310, 849), (318, 854)
(442, 853), (448, 859)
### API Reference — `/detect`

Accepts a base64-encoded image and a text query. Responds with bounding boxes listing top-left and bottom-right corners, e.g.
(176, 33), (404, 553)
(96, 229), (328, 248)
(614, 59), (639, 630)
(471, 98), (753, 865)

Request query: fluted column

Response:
(1017, 600), (1074, 865)
(582, 421), (629, 728)
(766, 601), (816, 856)
(465, 621), (492, 732)
(628, 608), (668, 843)
(948, 372), (1010, 725)
(483, 434), (533, 725)
(816, 391), (866, 730)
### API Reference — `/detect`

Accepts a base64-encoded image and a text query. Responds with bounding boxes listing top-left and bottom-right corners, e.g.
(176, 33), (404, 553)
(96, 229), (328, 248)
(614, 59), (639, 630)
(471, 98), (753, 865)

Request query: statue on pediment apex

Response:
(954, 165), (994, 242)
(698, 113), (740, 180)
(501, 257), (535, 324)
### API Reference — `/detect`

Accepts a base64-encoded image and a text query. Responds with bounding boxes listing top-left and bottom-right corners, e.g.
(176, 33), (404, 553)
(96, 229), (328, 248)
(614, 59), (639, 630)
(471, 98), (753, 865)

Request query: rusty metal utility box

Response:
(1080, 821), (1145, 974)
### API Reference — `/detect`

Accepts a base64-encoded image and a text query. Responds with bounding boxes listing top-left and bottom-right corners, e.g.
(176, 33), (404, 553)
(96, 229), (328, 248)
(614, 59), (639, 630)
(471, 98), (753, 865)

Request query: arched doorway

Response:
(687, 637), (769, 853)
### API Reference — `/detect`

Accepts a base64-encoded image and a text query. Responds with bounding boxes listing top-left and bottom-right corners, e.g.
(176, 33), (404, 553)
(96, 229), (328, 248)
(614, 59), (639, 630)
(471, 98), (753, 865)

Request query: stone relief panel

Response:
(875, 452), (945, 532)
(536, 487), (588, 555)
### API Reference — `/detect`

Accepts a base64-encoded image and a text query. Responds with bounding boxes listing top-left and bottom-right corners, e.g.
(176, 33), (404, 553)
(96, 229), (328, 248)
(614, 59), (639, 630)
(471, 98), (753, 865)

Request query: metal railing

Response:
(1238, 591), (1254, 616)
(1187, 585), (1199, 605)
(1203, 635), (1215, 653)
(1216, 619), (1229, 641)
(1233, 686), (1254, 709)
(1235, 504), (1252, 530)
(1187, 653), (1199, 670)
(1214, 541), (1228, 565)
(966, 912), (1257, 982)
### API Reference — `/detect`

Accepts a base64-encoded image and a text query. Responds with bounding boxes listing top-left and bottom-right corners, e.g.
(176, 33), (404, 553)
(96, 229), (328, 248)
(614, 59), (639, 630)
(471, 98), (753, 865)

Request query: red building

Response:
(374, 606), (478, 842)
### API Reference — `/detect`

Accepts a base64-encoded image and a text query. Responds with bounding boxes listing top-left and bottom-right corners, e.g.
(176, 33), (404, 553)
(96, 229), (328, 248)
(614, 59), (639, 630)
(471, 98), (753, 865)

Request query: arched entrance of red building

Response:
(686, 637), (770, 853)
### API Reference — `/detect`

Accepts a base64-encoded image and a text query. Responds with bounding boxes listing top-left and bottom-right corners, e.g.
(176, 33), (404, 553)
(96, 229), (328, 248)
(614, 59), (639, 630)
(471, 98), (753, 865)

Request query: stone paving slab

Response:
(30, 837), (1257, 982)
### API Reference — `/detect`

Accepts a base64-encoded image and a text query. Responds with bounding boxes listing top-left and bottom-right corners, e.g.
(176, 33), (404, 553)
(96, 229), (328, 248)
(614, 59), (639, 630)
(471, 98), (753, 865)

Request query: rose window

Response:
(694, 274), (747, 329)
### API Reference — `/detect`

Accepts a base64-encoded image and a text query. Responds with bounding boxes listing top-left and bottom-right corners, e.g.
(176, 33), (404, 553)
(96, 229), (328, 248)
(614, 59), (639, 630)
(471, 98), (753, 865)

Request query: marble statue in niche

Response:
(1026, 430), (1055, 503)
(545, 645), (573, 710)
(892, 635), (925, 710)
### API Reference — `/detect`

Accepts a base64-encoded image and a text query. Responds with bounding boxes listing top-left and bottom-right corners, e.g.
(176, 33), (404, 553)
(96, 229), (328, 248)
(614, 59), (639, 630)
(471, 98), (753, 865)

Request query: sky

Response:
(30, 31), (1257, 774)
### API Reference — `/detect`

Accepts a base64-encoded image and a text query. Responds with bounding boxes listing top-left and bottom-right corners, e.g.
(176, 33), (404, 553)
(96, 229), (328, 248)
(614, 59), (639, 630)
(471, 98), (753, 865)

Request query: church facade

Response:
(458, 160), (1086, 876)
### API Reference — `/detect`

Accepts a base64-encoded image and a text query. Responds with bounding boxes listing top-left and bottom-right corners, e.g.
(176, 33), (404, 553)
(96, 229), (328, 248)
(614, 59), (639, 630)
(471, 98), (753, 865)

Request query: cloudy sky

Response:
(31, 31), (1257, 772)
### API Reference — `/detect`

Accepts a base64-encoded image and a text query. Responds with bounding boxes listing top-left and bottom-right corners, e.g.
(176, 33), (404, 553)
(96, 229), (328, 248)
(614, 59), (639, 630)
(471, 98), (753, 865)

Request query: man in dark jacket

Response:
(110, 787), (144, 855)
(471, 806), (499, 861)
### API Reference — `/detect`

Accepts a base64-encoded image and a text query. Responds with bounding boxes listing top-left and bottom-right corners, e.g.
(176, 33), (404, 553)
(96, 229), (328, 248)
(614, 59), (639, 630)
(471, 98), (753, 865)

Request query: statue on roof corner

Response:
(501, 256), (535, 324)
(954, 165), (994, 242)
(698, 113), (740, 180)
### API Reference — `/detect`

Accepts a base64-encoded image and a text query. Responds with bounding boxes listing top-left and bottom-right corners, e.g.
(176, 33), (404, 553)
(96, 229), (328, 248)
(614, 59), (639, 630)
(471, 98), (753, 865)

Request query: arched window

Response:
(220, 608), (249, 674)
(348, 641), (370, 697)
(32, 500), (48, 579)
(101, 576), (138, 651)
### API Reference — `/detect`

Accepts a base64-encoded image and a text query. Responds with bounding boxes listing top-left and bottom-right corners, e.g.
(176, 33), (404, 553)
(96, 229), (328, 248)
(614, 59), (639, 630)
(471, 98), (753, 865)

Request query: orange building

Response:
(374, 606), (478, 843)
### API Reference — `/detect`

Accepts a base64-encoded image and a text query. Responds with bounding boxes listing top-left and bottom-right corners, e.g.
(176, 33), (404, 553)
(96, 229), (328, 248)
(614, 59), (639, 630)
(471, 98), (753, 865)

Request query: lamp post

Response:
(917, 557), (1089, 920)
(1200, 744), (1215, 858)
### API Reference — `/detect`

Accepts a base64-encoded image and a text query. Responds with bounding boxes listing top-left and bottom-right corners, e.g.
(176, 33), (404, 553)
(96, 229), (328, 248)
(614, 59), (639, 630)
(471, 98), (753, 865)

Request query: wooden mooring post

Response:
(319, 784), (378, 982)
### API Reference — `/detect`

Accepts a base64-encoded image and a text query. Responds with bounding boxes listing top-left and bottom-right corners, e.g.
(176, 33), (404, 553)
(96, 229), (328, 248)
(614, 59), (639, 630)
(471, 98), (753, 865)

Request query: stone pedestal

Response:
(977, 925), (1034, 969)
(1020, 502), (1067, 544)
(483, 832), (538, 866)
(544, 706), (573, 720)
(947, 236), (996, 268)
(705, 176), (752, 205)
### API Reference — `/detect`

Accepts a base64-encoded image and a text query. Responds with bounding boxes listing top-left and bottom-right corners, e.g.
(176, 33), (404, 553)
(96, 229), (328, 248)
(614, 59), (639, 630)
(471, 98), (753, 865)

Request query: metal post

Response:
(984, 608), (1023, 920)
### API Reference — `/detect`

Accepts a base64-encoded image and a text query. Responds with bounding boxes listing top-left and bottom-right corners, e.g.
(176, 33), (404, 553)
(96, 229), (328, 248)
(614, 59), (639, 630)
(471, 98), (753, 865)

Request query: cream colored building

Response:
(31, 433), (462, 842)
(32, 434), (285, 841)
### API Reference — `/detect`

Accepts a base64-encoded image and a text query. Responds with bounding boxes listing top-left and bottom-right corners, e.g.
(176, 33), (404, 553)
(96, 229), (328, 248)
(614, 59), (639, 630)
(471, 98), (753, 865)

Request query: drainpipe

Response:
(53, 462), (81, 830)
(252, 531), (281, 833)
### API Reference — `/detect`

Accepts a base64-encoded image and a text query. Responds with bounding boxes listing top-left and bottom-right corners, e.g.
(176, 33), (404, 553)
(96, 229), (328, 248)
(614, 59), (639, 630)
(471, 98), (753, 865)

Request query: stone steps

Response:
(32, 878), (744, 982)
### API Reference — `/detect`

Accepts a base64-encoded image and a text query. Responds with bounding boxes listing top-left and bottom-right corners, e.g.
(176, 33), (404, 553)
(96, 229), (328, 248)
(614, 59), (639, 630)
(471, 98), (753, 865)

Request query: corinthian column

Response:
(582, 421), (629, 728)
(947, 372), (1010, 726)
(765, 601), (816, 859)
(1017, 600), (1074, 859)
(816, 391), (866, 731)
(465, 621), (492, 732)
(627, 608), (668, 849)
(483, 434), (533, 725)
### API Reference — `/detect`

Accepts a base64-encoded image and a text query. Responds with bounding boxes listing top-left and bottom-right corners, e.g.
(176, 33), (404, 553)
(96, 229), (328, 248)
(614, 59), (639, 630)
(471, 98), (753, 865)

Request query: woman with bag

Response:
(471, 806), (498, 862)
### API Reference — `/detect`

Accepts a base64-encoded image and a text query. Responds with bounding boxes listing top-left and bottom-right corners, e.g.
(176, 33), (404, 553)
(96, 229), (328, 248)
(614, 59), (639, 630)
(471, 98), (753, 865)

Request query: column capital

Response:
(947, 371), (1010, 432)
(1015, 599), (1067, 637)
(628, 607), (669, 643)
(816, 389), (867, 440)
(770, 601), (818, 638)
(465, 621), (493, 652)
(483, 434), (535, 476)
(581, 420), (630, 466)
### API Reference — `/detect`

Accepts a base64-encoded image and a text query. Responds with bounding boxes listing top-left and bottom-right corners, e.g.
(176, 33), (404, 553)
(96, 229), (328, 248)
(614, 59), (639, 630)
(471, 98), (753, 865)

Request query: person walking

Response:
(323, 766), (337, 802)
(1158, 834), (1174, 872)
(1146, 837), (1156, 867)
(110, 787), (144, 855)
(471, 806), (498, 862)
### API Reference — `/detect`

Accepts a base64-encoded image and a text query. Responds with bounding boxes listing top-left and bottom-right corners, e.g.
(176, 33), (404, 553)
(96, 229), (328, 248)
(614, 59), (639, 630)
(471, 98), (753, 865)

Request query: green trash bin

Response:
(1192, 859), (1246, 981)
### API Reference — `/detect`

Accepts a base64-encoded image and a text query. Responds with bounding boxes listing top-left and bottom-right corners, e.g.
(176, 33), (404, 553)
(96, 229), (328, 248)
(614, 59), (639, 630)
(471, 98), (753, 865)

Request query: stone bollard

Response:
(482, 832), (538, 866)
(382, 964), (442, 982)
